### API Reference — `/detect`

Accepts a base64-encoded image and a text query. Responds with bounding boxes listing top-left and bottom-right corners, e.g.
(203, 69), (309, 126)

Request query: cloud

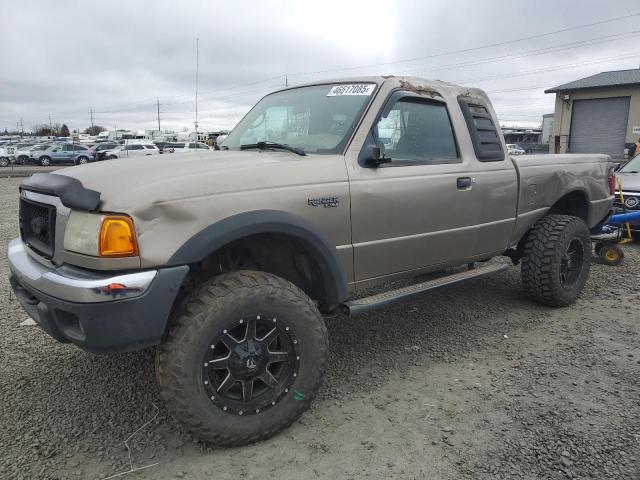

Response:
(1, 0), (638, 132)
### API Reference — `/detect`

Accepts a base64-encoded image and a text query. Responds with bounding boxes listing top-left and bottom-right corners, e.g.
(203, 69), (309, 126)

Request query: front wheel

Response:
(76, 156), (89, 165)
(521, 214), (591, 307)
(156, 270), (328, 446)
(39, 156), (51, 166)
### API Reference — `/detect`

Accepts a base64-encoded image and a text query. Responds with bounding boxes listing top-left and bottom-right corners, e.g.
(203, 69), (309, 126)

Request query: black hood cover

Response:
(20, 173), (101, 211)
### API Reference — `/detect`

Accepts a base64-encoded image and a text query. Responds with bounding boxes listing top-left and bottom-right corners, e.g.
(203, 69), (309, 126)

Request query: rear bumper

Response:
(8, 238), (189, 353)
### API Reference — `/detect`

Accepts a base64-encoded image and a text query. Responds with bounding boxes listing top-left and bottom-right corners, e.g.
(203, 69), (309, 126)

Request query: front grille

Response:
(19, 197), (56, 259)
(614, 193), (640, 211)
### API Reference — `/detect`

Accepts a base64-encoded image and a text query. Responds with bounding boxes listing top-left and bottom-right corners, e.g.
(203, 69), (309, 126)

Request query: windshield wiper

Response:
(240, 141), (306, 156)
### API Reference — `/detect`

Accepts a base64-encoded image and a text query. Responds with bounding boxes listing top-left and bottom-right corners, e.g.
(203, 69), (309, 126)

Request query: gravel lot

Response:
(1, 175), (638, 480)
(0, 165), (60, 178)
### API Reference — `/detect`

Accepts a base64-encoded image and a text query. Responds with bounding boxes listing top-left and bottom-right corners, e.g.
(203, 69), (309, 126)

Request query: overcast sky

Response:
(1, 0), (639, 133)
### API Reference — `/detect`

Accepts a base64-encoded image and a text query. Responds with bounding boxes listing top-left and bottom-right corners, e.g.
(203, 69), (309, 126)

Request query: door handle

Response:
(457, 177), (473, 189)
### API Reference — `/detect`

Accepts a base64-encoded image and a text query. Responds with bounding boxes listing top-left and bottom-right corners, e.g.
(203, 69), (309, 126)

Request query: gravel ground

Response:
(0, 176), (638, 479)
(0, 165), (59, 178)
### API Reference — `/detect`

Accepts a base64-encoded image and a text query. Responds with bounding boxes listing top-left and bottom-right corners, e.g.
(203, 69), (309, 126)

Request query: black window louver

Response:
(457, 95), (505, 162)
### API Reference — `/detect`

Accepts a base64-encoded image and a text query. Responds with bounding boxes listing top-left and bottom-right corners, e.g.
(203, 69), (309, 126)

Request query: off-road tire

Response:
(521, 214), (590, 307)
(156, 270), (328, 446)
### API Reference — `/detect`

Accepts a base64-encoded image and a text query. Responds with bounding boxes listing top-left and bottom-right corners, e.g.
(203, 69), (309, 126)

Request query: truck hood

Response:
(55, 150), (346, 212)
(616, 171), (640, 192)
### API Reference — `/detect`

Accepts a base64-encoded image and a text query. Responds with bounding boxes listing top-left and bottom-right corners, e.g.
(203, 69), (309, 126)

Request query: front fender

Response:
(167, 209), (348, 307)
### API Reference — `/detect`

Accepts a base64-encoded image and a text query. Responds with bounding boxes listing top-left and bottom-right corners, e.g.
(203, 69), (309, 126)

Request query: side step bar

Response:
(341, 263), (509, 316)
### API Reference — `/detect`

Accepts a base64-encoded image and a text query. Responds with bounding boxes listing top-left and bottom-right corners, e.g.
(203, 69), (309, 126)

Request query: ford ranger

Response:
(8, 76), (616, 446)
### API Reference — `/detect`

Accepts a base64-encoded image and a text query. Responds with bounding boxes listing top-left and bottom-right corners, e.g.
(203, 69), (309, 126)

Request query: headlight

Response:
(64, 211), (138, 257)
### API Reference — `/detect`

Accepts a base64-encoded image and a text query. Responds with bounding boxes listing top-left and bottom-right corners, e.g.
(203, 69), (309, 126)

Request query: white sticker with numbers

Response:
(327, 84), (376, 96)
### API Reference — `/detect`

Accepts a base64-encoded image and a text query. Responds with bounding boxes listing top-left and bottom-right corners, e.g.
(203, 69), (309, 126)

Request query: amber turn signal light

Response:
(99, 215), (138, 257)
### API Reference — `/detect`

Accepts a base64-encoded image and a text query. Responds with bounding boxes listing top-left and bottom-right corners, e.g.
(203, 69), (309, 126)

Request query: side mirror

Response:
(366, 146), (391, 167)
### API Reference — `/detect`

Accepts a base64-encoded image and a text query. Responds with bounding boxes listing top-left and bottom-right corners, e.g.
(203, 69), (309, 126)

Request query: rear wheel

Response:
(156, 270), (328, 446)
(76, 156), (89, 165)
(39, 156), (51, 166)
(108, 155), (117, 160)
(0, 157), (9, 167)
(521, 214), (591, 307)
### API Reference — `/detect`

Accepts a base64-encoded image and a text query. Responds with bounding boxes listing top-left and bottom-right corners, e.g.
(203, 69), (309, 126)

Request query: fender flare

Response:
(167, 210), (348, 307)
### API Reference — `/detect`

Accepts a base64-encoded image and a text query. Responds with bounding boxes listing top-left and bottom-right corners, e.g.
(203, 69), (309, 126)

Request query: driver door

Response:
(349, 93), (494, 281)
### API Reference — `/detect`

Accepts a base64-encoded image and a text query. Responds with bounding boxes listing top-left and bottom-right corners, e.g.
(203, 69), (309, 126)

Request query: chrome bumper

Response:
(7, 238), (157, 303)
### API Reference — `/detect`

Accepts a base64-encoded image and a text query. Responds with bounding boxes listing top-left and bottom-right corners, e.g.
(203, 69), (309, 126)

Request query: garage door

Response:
(569, 97), (630, 159)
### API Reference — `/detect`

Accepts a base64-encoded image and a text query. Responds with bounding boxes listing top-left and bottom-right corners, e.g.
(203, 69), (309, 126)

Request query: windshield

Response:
(222, 83), (377, 154)
(620, 155), (640, 173)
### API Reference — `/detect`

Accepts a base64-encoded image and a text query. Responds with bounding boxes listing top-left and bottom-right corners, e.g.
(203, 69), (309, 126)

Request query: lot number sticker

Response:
(327, 84), (375, 96)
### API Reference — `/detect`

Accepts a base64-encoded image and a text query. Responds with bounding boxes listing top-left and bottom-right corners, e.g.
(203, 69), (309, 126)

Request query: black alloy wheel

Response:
(202, 315), (299, 416)
(559, 238), (585, 288)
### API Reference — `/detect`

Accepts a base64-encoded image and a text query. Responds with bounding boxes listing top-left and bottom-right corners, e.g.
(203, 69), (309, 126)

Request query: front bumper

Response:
(8, 238), (189, 353)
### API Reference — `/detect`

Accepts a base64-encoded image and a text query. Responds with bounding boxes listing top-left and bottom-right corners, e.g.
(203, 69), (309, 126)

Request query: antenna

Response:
(157, 98), (161, 132)
(195, 37), (199, 136)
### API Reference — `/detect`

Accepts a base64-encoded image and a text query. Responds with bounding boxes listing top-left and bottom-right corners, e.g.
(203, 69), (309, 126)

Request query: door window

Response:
(374, 98), (459, 164)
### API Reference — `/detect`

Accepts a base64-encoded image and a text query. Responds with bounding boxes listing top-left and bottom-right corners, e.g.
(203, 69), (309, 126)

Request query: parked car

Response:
(90, 142), (120, 160)
(29, 144), (94, 166)
(163, 142), (211, 153)
(101, 143), (160, 159)
(615, 154), (640, 233)
(9, 76), (615, 447)
(0, 146), (10, 167)
(506, 143), (526, 155)
(13, 144), (43, 164)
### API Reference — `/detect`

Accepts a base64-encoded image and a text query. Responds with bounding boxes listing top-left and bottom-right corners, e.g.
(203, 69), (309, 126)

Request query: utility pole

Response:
(194, 37), (199, 137)
(20, 118), (23, 136)
(48, 114), (53, 135)
(90, 107), (94, 132)
(156, 98), (161, 132)
(285, 74), (289, 87)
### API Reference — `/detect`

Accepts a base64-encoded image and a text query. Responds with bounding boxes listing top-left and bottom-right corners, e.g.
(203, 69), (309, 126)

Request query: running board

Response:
(341, 263), (509, 316)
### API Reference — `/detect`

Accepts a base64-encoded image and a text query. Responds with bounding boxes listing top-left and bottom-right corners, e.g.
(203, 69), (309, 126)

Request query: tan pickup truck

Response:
(8, 76), (615, 445)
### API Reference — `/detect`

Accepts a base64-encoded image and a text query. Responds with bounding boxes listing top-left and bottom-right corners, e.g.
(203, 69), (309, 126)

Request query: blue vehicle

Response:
(29, 143), (94, 166)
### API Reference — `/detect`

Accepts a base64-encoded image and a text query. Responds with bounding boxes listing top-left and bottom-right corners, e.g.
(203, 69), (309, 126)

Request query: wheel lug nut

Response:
(223, 406), (228, 411)
(256, 409), (260, 413)
(239, 410), (243, 416)
(285, 327), (289, 331)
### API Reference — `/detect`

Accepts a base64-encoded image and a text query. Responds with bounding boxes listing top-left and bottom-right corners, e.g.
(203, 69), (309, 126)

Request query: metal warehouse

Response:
(546, 68), (640, 160)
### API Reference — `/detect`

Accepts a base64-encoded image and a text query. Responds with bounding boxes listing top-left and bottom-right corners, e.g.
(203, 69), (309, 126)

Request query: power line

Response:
(286, 12), (640, 78)
(52, 14), (640, 118)
(401, 30), (640, 77)
(457, 51), (640, 84)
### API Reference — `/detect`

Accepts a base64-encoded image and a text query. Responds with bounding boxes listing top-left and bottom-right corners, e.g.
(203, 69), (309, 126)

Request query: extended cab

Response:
(7, 76), (615, 446)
